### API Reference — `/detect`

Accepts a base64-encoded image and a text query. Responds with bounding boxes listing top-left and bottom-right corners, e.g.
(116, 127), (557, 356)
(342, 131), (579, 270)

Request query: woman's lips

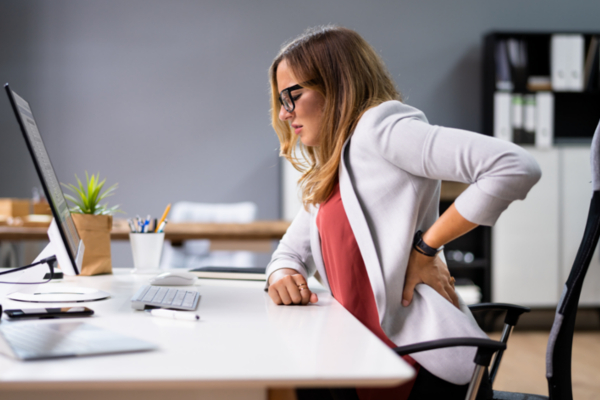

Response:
(292, 125), (303, 134)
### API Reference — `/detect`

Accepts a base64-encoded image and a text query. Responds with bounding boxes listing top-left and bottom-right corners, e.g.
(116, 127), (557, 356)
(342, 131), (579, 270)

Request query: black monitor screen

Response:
(5, 86), (81, 265)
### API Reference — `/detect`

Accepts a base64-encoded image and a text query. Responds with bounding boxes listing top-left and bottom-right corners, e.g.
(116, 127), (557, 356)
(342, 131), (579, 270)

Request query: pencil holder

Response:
(129, 232), (165, 274)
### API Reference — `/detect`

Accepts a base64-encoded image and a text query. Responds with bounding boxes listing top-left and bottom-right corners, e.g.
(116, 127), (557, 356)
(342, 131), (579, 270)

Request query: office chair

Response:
(160, 201), (258, 269)
(396, 119), (600, 400)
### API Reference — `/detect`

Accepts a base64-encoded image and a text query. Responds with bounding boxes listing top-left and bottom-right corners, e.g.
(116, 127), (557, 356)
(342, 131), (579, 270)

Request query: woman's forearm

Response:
(402, 203), (476, 308)
(421, 203), (478, 249)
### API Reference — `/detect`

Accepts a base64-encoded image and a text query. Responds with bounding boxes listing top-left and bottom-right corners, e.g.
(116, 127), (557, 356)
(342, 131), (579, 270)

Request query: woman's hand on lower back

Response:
(268, 268), (318, 305)
(402, 249), (459, 309)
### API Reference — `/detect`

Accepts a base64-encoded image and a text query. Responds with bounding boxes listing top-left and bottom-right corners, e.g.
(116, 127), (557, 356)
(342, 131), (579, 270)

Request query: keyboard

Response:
(0, 321), (156, 360)
(131, 285), (200, 311)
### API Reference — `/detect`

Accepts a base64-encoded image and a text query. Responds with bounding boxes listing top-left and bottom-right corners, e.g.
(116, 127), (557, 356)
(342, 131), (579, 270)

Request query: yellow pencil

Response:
(156, 203), (171, 233)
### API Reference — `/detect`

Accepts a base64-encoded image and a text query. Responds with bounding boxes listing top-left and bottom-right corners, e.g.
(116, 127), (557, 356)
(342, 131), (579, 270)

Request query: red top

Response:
(316, 183), (419, 400)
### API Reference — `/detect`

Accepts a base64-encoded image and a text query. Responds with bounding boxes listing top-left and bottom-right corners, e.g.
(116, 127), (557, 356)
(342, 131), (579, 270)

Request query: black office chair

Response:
(396, 120), (600, 400)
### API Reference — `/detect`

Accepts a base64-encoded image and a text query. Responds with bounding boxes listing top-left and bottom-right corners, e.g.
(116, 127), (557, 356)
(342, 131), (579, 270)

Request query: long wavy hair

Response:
(269, 26), (401, 208)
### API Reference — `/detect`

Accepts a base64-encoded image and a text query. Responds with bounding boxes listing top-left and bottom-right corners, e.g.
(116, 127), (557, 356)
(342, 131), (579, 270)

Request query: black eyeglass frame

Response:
(278, 84), (304, 113)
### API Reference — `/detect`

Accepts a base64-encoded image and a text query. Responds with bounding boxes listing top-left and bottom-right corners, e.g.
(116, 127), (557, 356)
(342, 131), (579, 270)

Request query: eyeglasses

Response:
(278, 84), (303, 113)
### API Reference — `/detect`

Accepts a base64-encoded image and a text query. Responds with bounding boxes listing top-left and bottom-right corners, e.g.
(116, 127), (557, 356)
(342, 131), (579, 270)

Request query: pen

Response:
(156, 204), (171, 233)
(157, 219), (168, 233)
(145, 309), (200, 321)
(127, 218), (136, 233)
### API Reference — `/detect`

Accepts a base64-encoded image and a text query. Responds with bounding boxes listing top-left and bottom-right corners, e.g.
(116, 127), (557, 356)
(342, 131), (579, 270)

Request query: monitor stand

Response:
(7, 241), (110, 303)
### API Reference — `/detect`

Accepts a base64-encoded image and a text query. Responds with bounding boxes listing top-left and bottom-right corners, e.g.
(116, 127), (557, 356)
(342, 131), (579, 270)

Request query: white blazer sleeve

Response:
(264, 207), (316, 288)
(373, 112), (542, 226)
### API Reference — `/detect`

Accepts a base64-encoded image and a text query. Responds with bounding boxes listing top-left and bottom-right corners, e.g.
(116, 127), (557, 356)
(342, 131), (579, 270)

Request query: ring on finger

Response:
(450, 277), (456, 287)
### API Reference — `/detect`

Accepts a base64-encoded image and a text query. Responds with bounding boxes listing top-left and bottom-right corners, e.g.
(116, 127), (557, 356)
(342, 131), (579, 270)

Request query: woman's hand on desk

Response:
(268, 268), (318, 305)
(402, 250), (460, 309)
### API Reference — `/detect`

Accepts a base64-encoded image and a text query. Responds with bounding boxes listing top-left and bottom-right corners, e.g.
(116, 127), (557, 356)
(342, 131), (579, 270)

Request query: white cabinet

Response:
(492, 146), (600, 307)
(492, 149), (560, 306)
(560, 147), (600, 306)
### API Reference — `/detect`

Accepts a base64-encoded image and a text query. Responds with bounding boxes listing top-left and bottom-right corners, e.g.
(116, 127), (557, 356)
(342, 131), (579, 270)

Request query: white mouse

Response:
(149, 271), (198, 286)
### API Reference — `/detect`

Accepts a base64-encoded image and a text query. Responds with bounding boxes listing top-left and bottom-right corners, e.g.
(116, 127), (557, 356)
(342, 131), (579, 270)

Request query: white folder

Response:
(494, 92), (512, 142)
(551, 35), (569, 91)
(568, 35), (585, 91)
(552, 35), (584, 92)
(535, 92), (554, 149)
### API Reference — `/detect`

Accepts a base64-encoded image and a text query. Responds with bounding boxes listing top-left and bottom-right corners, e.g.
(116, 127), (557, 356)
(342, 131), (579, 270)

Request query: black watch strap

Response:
(413, 230), (443, 257)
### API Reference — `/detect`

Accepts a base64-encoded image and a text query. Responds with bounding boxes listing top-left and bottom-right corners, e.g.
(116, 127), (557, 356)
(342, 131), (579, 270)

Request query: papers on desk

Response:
(189, 266), (266, 281)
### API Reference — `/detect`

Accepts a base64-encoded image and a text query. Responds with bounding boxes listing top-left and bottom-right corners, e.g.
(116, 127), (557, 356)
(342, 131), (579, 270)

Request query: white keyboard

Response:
(131, 285), (200, 311)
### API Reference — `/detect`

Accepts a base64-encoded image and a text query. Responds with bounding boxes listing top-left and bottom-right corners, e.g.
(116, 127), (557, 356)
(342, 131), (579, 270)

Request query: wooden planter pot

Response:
(71, 214), (113, 276)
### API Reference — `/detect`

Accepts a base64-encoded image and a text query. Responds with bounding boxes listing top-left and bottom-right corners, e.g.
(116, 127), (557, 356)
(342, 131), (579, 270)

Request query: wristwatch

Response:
(413, 230), (443, 257)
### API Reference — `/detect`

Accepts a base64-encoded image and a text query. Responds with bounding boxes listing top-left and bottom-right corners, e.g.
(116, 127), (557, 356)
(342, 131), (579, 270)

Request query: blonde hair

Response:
(269, 26), (401, 208)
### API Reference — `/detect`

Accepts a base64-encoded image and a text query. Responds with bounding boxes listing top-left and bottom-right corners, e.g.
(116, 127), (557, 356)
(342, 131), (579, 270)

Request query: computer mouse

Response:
(149, 271), (198, 286)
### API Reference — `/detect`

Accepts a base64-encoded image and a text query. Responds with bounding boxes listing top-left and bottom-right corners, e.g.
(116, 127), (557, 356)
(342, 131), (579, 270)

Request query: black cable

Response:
(0, 255), (57, 284)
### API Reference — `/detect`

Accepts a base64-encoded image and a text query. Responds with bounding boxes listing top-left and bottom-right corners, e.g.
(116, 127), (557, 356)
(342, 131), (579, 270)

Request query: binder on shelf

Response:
(511, 94), (525, 144)
(495, 40), (513, 91)
(535, 92), (554, 149)
(523, 94), (536, 144)
(494, 92), (512, 142)
(551, 34), (585, 92)
(507, 39), (528, 92)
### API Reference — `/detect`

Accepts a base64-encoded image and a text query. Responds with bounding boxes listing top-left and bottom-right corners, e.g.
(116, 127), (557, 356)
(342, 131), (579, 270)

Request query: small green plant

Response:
(61, 172), (122, 215)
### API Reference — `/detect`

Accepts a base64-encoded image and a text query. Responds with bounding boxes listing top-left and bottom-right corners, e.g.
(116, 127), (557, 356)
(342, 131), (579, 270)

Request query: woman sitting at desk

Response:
(265, 26), (540, 400)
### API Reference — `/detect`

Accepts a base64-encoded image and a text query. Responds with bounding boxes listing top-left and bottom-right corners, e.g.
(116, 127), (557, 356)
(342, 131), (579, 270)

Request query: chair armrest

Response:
(468, 303), (530, 326)
(393, 337), (506, 367)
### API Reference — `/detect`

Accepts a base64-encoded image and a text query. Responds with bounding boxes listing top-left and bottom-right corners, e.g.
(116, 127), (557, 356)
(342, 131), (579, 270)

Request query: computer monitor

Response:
(4, 83), (84, 276)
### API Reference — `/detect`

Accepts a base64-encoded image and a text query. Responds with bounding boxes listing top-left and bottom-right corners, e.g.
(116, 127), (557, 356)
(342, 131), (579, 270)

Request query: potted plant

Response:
(62, 172), (121, 276)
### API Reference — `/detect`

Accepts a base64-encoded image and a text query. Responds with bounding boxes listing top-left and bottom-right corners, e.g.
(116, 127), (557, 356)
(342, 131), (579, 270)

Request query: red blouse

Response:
(316, 183), (419, 400)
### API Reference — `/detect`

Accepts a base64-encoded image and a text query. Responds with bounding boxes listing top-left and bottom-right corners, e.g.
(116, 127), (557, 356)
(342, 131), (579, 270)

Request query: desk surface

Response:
(0, 220), (291, 241)
(0, 270), (413, 394)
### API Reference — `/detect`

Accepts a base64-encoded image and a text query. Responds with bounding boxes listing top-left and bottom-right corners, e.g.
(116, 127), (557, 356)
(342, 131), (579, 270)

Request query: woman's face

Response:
(276, 59), (325, 147)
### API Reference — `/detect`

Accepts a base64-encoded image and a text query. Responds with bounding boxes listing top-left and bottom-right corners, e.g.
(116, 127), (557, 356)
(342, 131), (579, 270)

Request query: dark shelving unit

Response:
(482, 31), (600, 142)
(478, 31), (600, 306)
(440, 200), (492, 303)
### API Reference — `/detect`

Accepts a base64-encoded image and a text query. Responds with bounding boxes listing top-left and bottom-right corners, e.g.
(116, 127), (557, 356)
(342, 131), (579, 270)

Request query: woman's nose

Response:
(279, 105), (292, 121)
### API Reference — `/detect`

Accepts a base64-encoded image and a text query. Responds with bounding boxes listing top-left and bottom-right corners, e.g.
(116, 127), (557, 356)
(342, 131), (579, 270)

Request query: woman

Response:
(265, 26), (540, 399)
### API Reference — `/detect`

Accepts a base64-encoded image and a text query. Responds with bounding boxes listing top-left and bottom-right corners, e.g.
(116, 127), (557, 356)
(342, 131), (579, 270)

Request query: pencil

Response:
(156, 203), (171, 233)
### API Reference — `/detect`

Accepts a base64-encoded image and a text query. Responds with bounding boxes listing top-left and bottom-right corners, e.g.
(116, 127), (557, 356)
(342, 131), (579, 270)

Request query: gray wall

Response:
(1, 0), (599, 266)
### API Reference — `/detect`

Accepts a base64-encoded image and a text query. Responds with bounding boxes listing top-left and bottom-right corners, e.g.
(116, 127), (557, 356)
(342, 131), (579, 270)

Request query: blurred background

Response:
(1, 0), (599, 268)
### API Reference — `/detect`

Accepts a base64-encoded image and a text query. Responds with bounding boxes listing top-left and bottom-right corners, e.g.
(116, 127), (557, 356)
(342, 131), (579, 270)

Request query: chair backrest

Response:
(169, 201), (257, 223)
(160, 201), (258, 269)
(546, 121), (600, 400)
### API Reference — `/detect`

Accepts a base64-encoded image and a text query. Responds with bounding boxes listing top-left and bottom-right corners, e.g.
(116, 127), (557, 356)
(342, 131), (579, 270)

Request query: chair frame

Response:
(395, 122), (600, 400)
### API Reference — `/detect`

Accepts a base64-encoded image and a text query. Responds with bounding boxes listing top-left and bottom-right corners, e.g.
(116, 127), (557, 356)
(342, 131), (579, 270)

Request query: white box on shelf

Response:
(494, 92), (512, 142)
(535, 92), (554, 149)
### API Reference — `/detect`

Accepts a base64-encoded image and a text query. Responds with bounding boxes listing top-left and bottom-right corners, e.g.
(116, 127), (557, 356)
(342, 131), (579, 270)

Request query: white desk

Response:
(0, 270), (413, 400)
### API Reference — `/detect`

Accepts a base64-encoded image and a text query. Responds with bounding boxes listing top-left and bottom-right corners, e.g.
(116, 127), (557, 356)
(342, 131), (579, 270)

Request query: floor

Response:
(270, 331), (600, 400)
(489, 331), (600, 399)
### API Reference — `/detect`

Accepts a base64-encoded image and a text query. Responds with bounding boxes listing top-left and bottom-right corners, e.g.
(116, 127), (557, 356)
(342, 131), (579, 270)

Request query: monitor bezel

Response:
(4, 83), (83, 275)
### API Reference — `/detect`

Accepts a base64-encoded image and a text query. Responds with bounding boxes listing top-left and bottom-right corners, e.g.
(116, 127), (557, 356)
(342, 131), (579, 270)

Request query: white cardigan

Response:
(266, 101), (541, 384)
